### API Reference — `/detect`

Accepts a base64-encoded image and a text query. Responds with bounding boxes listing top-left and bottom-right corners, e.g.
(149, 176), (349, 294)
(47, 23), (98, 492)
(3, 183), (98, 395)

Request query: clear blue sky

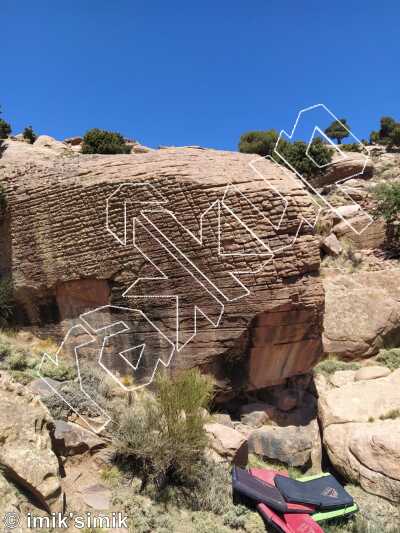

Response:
(2, 1), (400, 150)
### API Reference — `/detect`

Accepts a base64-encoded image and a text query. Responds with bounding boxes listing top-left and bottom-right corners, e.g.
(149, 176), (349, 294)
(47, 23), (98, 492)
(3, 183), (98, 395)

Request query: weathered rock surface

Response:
(323, 270), (400, 358)
(248, 419), (321, 469)
(80, 484), (112, 510)
(312, 151), (373, 187)
(332, 214), (386, 250)
(354, 365), (391, 381)
(0, 474), (21, 532)
(317, 369), (400, 501)
(53, 420), (106, 457)
(205, 422), (248, 466)
(33, 135), (71, 154)
(321, 233), (342, 256)
(0, 376), (63, 512)
(0, 144), (324, 395)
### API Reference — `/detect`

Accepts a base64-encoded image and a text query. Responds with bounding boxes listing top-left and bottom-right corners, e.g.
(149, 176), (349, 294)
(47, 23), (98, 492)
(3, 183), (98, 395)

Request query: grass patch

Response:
(376, 348), (400, 370)
(314, 357), (361, 376)
(379, 409), (400, 420)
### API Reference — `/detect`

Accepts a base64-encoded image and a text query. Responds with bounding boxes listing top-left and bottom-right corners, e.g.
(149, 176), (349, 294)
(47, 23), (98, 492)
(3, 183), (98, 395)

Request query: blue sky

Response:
(2, 1), (400, 150)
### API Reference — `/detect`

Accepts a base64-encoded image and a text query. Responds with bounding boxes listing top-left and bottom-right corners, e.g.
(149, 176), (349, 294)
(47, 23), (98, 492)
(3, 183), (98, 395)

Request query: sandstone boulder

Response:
(323, 271), (400, 358)
(354, 366), (391, 381)
(332, 214), (386, 250)
(0, 376), (62, 512)
(204, 422), (248, 466)
(318, 369), (400, 501)
(312, 152), (373, 187)
(321, 233), (342, 256)
(53, 420), (106, 457)
(248, 418), (321, 470)
(33, 135), (70, 153)
(332, 204), (360, 222)
(319, 368), (400, 427)
(0, 147), (324, 396)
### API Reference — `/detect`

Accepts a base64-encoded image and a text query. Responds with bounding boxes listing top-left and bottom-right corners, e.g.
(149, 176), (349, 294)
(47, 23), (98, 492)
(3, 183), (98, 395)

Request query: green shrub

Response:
(238, 129), (279, 157)
(191, 512), (231, 533)
(238, 129), (332, 178)
(314, 357), (361, 375)
(278, 138), (332, 178)
(0, 119), (11, 139)
(376, 348), (400, 370)
(6, 351), (27, 370)
(373, 182), (400, 223)
(0, 339), (11, 360)
(42, 380), (100, 420)
(39, 356), (77, 381)
(379, 409), (400, 420)
(222, 504), (249, 529)
(113, 369), (214, 492)
(100, 465), (123, 487)
(156, 460), (233, 514)
(0, 277), (13, 327)
(341, 143), (362, 153)
(82, 128), (131, 155)
(23, 125), (37, 144)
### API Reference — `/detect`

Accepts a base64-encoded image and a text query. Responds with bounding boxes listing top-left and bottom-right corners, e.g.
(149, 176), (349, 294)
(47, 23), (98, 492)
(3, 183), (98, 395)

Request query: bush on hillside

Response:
(376, 348), (400, 370)
(238, 129), (332, 178)
(113, 368), (214, 492)
(238, 129), (279, 157)
(0, 106), (11, 139)
(81, 128), (132, 155)
(373, 182), (400, 223)
(0, 119), (11, 139)
(340, 142), (363, 153)
(23, 125), (37, 144)
(278, 138), (332, 178)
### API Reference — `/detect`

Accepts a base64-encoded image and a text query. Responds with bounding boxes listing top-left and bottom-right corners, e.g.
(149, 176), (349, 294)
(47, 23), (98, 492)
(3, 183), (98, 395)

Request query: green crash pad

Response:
(298, 472), (358, 522)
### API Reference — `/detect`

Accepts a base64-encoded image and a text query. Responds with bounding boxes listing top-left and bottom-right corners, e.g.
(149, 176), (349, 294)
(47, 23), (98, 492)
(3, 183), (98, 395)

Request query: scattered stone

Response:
(53, 420), (106, 457)
(248, 418), (321, 470)
(321, 233), (343, 256)
(333, 204), (360, 222)
(213, 413), (234, 428)
(80, 484), (111, 510)
(354, 366), (391, 381)
(33, 135), (71, 153)
(64, 136), (83, 145)
(29, 377), (62, 397)
(204, 422), (248, 467)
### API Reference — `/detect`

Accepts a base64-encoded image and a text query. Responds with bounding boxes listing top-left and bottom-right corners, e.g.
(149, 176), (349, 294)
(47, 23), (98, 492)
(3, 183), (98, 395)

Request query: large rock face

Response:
(317, 369), (400, 502)
(323, 270), (400, 358)
(0, 142), (324, 395)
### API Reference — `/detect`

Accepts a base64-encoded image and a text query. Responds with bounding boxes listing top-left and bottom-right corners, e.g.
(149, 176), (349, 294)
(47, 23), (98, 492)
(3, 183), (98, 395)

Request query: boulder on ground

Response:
(318, 368), (400, 501)
(312, 152), (373, 187)
(321, 233), (343, 256)
(0, 376), (63, 512)
(80, 483), (111, 510)
(53, 420), (106, 457)
(323, 271), (400, 358)
(354, 366), (391, 381)
(248, 418), (321, 470)
(204, 422), (248, 467)
(33, 135), (71, 153)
